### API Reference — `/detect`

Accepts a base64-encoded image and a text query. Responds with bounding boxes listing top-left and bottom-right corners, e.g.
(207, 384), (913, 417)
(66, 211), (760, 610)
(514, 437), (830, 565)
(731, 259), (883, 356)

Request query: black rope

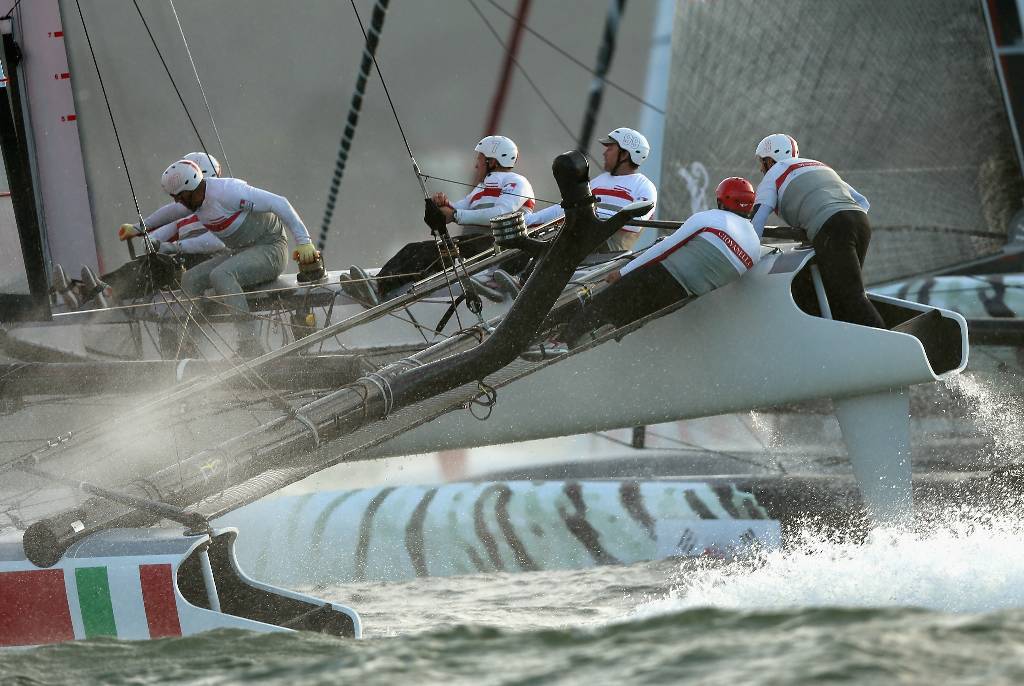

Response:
(577, 0), (627, 154)
(72, 1), (146, 223)
(484, 0), (664, 115)
(420, 172), (559, 206)
(131, 0), (210, 156)
(320, 0), (391, 251)
(467, 0), (578, 146)
(1, 0), (23, 20)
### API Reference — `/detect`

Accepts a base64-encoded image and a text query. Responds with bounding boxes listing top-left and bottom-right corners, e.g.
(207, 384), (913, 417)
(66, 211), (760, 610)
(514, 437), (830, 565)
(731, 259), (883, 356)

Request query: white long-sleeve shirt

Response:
(142, 177), (312, 248)
(527, 171), (657, 230)
(451, 171), (535, 228)
(621, 208), (760, 296)
(145, 214), (225, 254)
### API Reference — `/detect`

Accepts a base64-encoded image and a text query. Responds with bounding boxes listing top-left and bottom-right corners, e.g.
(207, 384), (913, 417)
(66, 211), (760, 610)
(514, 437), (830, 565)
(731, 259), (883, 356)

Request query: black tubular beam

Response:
(0, 30), (50, 321)
(576, 0), (627, 155)
(18, 152), (655, 561)
(386, 150), (651, 409)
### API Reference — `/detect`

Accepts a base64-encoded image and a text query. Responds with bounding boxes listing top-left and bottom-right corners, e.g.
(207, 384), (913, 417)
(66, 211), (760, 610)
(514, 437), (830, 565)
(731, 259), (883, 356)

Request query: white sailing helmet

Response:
(160, 159), (204, 195)
(474, 135), (519, 168)
(599, 127), (650, 165)
(755, 134), (800, 162)
(183, 151), (221, 178)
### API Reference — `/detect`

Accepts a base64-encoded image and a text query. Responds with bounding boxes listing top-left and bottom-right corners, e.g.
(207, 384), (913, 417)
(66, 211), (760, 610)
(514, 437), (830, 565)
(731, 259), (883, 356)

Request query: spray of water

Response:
(943, 371), (1024, 464)
(636, 510), (1024, 617)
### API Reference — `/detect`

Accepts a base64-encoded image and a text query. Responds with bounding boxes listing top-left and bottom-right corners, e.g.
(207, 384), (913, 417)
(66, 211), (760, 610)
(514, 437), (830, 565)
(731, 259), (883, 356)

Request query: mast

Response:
(576, 0), (627, 155)
(9, 1), (97, 274)
(0, 18), (48, 320)
(482, 0), (532, 136)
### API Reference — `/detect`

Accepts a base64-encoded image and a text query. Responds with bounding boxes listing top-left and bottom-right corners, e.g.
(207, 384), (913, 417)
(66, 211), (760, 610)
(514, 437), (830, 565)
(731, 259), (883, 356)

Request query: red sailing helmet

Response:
(716, 177), (756, 215)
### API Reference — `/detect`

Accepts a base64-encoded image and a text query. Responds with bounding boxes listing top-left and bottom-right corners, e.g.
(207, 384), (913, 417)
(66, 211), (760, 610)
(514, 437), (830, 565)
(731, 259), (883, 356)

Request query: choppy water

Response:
(7, 515), (1024, 685)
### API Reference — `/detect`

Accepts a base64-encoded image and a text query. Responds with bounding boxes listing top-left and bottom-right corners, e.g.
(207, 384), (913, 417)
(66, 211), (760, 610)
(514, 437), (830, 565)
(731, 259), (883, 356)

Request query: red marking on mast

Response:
(139, 564), (182, 638)
(61, 114), (77, 122)
(54, 72), (70, 80)
(0, 570), (75, 646)
(49, 31), (64, 38)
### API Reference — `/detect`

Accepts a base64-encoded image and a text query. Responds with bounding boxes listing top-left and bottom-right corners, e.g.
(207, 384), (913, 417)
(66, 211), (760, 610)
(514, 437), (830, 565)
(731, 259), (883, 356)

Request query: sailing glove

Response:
(293, 243), (320, 265)
(118, 223), (141, 241)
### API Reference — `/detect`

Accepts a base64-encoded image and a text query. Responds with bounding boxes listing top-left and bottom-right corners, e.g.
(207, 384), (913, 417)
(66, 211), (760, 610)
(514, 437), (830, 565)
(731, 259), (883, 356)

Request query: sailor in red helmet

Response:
(529, 177), (760, 356)
(751, 133), (883, 328)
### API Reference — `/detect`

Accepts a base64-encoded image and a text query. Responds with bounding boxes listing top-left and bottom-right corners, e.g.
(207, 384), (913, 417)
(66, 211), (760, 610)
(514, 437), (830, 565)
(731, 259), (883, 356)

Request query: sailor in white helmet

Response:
(527, 127), (657, 253)
(528, 177), (760, 357)
(130, 158), (320, 356)
(346, 135), (535, 304)
(751, 133), (883, 328)
(117, 152), (226, 264)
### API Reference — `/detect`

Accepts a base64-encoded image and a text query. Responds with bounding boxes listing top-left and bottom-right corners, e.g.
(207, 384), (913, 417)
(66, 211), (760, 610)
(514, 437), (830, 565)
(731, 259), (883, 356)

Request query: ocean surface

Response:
(6, 515), (1024, 685)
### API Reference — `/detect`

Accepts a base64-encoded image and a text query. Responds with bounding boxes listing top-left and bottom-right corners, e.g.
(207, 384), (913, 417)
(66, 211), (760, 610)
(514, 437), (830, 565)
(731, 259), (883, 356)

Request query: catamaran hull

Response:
(0, 527), (360, 647)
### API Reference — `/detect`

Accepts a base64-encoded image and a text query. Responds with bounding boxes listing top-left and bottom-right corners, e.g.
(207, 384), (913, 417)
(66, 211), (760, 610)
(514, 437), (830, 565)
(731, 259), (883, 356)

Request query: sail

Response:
(660, 0), (1024, 284)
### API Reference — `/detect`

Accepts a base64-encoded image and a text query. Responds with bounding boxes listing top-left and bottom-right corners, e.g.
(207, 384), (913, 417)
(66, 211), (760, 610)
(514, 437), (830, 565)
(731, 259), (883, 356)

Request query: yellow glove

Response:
(293, 243), (320, 265)
(118, 223), (141, 241)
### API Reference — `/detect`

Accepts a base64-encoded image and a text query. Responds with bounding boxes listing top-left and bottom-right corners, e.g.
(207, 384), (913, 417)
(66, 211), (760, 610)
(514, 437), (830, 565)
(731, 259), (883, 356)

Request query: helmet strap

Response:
(612, 150), (633, 175)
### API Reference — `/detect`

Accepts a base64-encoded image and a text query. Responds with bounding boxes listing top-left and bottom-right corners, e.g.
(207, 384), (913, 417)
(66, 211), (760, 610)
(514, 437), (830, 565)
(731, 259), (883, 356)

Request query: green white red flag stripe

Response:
(0, 563), (182, 645)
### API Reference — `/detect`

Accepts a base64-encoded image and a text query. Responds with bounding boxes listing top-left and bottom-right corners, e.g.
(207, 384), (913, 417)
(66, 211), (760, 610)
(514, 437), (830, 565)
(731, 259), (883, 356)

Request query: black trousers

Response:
(560, 263), (689, 346)
(812, 211), (885, 328)
(100, 253), (212, 301)
(374, 233), (494, 297)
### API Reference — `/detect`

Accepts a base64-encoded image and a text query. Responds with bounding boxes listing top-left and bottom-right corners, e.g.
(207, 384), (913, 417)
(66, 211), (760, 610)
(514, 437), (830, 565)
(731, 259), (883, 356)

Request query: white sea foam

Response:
(944, 372), (1024, 463)
(636, 514), (1024, 616)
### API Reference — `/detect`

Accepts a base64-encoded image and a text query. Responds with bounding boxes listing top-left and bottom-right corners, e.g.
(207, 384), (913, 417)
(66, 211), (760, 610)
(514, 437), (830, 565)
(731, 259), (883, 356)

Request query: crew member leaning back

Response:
(528, 127), (657, 253)
(552, 177), (761, 352)
(126, 159), (321, 356)
(751, 133), (883, 329)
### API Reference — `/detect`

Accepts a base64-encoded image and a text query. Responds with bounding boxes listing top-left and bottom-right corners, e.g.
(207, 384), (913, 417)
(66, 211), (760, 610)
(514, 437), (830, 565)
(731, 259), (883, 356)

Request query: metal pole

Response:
(319, 0), (391, 251)
(576, 0), (627, 156)
(482, 0), (531, 136)
(198, 546), (222, 613)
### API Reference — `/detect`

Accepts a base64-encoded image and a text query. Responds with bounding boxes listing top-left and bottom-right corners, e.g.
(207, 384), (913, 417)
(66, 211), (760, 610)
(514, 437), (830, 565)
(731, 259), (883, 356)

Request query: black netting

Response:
(661, 0), (1024, 283)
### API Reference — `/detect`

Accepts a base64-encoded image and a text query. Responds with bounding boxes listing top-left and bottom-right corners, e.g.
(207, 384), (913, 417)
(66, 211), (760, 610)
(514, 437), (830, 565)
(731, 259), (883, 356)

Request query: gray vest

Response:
(780, 167), (865, 240)
(661, 235), (743, 297)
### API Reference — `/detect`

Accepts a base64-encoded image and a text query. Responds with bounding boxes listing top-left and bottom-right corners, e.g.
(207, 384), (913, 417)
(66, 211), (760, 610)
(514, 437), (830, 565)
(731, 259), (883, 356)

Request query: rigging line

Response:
(348, 0), (427, 198)
(421, 172), (558, 205)
(168, 0), (231, 176)
(347, 0), (477, 320)
(577, 0), (626, 154)
(466, 0), (578, 147)
(71, 1), (146, 223)
(160, 287), (295, 414)
(73, 1), (160, 307)
(319, 0), (392, 251)
(483, 0), (664, 115)
(131, 0), (210, 155)
(1, 0), (23, 19)
(150, 290), (275, 428)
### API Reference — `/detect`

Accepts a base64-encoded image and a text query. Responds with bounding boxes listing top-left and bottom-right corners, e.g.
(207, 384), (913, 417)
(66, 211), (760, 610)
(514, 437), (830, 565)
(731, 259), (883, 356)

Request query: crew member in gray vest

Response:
(751, 133), (883, 328)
